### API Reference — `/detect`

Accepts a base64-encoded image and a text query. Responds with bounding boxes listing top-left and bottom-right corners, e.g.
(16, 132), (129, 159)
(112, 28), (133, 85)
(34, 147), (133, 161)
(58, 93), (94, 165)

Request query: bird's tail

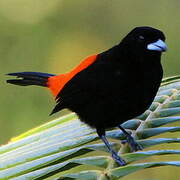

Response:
(6, 72), (68, 97)
(6, 55), (98, 98)
(7, 72), (55, 87)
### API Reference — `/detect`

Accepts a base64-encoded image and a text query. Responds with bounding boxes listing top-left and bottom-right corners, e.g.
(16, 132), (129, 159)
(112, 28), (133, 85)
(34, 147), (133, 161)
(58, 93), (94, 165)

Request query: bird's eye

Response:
(139, 35), (145, 40)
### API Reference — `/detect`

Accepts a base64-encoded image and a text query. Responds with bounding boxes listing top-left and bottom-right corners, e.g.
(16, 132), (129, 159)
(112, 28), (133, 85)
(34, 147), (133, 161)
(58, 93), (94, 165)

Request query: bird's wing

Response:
(50, 59), (129, 114)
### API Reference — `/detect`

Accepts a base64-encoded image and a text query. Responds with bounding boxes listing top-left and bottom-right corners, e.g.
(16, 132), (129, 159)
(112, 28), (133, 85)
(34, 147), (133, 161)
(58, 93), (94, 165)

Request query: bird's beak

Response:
(147, 39), (167, 52)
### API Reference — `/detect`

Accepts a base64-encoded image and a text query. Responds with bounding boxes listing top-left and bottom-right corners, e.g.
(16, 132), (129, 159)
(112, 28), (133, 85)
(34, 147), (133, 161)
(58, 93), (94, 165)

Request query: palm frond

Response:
(0, 76), (180, 179)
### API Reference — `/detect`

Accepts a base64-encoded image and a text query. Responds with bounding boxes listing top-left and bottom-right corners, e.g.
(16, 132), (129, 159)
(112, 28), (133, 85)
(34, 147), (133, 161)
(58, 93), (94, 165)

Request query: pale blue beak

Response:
(147, 39), (167, 52)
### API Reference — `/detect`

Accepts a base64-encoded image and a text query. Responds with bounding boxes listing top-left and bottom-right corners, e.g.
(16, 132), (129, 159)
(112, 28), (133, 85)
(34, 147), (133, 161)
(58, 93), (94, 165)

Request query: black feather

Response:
(6, 72), (55, 87)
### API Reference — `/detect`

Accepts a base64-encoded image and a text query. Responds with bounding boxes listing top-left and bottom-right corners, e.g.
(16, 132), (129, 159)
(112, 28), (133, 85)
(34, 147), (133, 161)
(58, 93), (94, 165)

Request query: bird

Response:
(6, 26), (167, 166)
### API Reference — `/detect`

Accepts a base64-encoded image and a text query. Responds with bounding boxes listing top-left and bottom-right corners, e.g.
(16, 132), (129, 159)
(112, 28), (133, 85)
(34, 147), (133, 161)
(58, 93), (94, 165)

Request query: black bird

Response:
(7, 26), (167, 165)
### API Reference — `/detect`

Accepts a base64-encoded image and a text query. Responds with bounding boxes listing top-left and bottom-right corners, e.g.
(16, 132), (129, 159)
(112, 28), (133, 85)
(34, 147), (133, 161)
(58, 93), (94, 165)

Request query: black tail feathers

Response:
(6, 72), (55, 87)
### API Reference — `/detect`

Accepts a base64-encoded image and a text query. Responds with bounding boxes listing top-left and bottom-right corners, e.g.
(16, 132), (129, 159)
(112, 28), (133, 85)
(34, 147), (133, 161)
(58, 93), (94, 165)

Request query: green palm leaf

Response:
(0, 76), (180, 180)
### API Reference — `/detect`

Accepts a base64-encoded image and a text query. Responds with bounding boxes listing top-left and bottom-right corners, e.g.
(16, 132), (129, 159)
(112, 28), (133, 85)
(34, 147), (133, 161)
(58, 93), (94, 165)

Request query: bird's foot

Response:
(124, 136), (143, 152)
(111, 152), (126, 166)
(97, 130), (126, 166)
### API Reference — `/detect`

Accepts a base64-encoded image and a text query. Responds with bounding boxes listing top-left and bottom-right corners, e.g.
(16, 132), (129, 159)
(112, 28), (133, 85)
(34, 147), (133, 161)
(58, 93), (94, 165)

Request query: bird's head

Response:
(120, 26), (167, 60)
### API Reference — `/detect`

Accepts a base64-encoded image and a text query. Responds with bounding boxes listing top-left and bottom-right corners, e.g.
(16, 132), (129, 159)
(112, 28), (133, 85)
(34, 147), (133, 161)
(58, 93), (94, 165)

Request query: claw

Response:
(121, 139), (128, 144)
(118, 125), (143, 152)
(126, 135), (143, 152)
(97, 130), (126, 166)
(112, 152), (126, 166)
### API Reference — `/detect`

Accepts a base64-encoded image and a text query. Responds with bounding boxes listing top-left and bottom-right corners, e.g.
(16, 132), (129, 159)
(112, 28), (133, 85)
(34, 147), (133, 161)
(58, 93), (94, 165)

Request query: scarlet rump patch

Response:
(47, 54), (97, 97)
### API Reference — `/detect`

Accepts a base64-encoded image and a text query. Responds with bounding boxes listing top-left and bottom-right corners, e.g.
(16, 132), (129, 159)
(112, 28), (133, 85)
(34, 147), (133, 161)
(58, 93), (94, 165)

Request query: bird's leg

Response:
(118, 125), (143, 152)
(97, 128), (126, 166)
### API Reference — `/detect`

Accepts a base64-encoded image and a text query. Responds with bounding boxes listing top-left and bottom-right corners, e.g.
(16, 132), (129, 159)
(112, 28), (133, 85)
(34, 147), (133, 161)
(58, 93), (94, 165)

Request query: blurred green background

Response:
(0, 0), (180, 179)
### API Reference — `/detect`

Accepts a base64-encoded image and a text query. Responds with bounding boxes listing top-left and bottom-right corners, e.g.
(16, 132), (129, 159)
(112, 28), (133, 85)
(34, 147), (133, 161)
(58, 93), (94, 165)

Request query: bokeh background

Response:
(0, 0), (180, 179)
